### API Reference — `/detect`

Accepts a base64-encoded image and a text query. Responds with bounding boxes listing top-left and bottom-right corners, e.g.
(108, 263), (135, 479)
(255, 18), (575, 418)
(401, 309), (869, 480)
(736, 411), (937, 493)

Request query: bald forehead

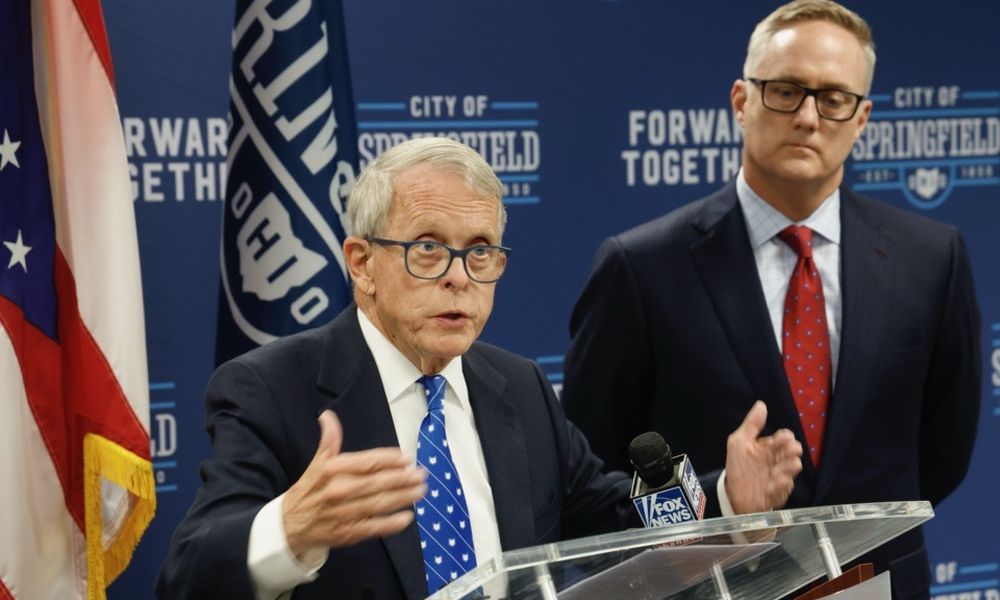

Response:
(392, 165), (499, 211)
(759, 21), (868, 92)
(388, 165), (502, 242)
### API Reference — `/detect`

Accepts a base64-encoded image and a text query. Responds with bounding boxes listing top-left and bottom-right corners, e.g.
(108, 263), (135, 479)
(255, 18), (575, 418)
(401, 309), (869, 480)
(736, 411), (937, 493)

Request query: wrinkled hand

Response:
(283, 410), (427, 558)
(724, 400), (803, 514)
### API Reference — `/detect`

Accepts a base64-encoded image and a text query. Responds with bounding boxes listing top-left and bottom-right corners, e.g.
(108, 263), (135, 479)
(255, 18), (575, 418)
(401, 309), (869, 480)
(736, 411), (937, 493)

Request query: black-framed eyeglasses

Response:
(747, 78), (865, 121)
(367, 237), (512, 283)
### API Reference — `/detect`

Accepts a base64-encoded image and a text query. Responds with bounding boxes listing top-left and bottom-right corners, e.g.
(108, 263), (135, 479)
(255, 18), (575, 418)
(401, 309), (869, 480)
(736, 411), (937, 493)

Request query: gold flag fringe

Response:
(83, 433), (157, 600)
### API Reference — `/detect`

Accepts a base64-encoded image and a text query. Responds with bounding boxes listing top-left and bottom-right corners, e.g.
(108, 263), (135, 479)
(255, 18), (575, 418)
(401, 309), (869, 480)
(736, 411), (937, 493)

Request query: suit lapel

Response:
(315, 309), (428, 600)
(813, 190), (892, 502)
(462, 348), (535, 550)
(688, 187), (812, 481)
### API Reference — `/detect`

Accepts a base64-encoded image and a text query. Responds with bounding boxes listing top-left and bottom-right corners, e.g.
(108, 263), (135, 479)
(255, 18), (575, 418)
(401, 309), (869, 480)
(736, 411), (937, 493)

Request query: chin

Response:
(773, 160), (830, 182)
(427, 336), (475, 360)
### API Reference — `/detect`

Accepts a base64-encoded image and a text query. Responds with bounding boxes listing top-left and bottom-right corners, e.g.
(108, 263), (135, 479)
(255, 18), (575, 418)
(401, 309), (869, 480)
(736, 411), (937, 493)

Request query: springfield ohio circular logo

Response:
(851, 85), (1000, 210)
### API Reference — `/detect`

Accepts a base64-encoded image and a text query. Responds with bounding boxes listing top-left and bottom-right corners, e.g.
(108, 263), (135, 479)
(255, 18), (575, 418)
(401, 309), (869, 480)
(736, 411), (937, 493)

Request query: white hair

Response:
(348, 137), (506, 239)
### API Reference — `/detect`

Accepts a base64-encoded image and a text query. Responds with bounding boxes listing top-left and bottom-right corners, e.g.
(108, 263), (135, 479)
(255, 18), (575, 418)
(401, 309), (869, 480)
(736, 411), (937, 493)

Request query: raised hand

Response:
(282, 410), (427, 558)
(724, 400), (803, 514)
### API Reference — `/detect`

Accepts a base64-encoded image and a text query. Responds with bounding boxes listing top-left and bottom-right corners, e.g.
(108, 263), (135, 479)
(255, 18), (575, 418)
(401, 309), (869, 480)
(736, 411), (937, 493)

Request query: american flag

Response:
(0, 0), (155, 598)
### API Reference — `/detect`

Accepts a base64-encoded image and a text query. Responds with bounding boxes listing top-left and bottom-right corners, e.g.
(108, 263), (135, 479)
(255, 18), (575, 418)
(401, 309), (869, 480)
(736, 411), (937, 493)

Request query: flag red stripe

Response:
(70, 0), (115, 88)
(0, 576), (13, 600)
(0, 250), (149, 530)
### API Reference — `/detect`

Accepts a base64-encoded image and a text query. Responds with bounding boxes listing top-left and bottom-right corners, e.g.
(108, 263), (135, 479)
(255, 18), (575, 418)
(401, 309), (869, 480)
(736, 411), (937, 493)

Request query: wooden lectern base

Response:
(794, 564), (875, 600)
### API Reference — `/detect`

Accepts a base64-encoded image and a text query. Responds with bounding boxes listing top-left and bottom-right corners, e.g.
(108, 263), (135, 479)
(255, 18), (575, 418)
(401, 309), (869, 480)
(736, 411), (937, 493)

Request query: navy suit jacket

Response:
(562, 183), (981, 599)
(157, 306), (633, 599)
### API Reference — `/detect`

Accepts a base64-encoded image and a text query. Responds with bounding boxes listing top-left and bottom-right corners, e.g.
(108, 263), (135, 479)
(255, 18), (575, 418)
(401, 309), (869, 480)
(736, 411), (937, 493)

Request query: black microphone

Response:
(628, 432), (706, 528)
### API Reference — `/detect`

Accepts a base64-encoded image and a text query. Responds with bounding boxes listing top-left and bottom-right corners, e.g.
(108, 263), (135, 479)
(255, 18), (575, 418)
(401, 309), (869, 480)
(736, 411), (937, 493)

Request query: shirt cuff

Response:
(248, 493), (329, 600)
(718, 469), (772, 555)
(717, 469), (736, 517)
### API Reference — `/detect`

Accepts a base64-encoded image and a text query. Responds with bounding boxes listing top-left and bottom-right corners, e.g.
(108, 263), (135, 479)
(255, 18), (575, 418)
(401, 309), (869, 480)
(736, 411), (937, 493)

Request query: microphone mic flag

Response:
(628, 432), (706, 528)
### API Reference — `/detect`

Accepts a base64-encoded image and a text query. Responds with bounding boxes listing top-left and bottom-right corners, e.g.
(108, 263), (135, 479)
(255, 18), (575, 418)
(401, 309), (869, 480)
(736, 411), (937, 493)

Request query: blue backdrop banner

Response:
(102, 2), (999, 598)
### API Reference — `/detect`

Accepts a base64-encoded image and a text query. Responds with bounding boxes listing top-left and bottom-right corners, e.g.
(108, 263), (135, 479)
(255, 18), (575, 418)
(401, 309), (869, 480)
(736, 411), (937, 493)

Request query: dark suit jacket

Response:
(157, 306), (633, 600)
(562, 183), (981, 600)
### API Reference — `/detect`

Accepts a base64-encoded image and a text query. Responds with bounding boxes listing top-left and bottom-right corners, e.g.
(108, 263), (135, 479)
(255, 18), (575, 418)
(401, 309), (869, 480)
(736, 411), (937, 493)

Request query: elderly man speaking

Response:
(157, 138), (802, 600)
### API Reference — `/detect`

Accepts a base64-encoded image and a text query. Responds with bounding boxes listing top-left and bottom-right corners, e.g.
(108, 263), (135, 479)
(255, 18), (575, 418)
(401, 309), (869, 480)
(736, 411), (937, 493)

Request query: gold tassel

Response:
(83, 433), (157, 600)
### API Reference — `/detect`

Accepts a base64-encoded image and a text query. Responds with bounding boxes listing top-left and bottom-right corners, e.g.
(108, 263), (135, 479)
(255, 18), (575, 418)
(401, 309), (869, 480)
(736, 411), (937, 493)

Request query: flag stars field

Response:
(3, 229), (31, 272)
(0, 128), (21, 171)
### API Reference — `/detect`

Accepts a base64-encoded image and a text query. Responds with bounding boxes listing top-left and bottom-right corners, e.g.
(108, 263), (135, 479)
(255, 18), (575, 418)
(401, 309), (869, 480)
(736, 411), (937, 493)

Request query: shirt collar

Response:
(356, 308), (467, 407)
(735, 169), (841, 248)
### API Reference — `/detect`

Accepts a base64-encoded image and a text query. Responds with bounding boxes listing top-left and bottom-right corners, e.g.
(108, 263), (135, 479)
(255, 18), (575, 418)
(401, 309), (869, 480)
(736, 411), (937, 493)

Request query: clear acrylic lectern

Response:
(427, 501), (932, 600)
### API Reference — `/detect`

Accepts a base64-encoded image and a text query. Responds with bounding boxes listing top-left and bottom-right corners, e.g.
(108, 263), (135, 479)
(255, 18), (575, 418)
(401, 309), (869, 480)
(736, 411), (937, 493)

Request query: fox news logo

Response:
(634, 487), (696, 528)
(680, 457), (706, 520)
(851, 85), (999, 210)
(220, 0), (358, 344)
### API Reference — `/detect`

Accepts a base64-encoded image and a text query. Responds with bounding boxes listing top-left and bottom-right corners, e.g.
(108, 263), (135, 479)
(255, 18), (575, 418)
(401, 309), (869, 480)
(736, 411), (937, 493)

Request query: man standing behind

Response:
(563, 2), (980, 598)
(157, 138), (802, 600)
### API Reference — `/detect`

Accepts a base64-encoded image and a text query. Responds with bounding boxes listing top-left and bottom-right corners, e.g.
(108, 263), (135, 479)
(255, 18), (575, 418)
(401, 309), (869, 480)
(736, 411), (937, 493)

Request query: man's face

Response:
(355, 164), (501, 374)
(733, 20), (872, 200)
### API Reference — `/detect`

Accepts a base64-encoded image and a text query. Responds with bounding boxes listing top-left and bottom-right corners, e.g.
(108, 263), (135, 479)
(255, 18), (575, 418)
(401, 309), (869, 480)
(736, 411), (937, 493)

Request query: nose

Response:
(439, 255), (470, 290)
(793, 95), (821, 130)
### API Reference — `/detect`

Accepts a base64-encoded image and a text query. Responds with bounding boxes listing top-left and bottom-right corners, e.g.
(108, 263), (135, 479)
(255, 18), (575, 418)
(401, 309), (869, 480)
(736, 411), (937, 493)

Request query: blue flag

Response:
(217, 0), (359, 364)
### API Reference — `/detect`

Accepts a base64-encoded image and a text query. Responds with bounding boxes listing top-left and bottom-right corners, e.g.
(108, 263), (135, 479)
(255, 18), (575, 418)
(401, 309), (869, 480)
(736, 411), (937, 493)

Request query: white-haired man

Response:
(158, 138), (802, 600)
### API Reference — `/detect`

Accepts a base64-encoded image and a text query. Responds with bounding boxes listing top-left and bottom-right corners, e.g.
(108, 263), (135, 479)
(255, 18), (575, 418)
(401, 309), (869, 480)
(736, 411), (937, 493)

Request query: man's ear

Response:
(344, 236), (375, 296)
(853, 98), (873, 141)
(731, 79), (748, 126)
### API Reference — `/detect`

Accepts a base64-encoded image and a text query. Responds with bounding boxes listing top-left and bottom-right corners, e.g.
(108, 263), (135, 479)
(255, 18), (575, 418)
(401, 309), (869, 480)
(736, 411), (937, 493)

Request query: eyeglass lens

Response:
(406, 242), (506, 282)
(762, 81), (859, 120)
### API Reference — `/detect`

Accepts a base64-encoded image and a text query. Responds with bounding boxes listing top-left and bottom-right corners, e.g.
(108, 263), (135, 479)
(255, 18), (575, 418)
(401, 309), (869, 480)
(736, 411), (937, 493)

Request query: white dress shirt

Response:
(718, 170), (844, 514)
(246, 309), (502, 600)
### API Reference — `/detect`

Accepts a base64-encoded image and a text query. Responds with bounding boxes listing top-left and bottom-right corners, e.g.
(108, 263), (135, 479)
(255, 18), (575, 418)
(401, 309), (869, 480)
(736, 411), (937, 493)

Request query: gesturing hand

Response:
(282, 410), (428, 559)
(724, 400), (803, 514)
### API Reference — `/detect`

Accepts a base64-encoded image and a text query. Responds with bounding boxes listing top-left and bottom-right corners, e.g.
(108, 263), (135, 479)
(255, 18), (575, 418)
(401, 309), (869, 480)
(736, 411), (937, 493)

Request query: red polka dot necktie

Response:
(777, 225), (831, 466)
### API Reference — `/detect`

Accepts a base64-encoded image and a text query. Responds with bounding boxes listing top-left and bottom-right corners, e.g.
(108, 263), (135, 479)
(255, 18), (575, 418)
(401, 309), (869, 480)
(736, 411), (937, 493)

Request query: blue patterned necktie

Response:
(415, 375), (476, 594)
